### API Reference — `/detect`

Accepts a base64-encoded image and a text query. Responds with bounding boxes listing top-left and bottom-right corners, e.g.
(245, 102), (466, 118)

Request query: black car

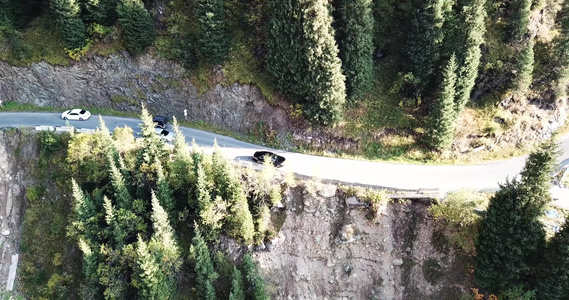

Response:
(253, 151), (286, 168)
(152, 116), (169, 129)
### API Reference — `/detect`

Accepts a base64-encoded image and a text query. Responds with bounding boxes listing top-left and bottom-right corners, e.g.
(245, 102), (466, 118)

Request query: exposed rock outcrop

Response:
(0, 53), (292, 134)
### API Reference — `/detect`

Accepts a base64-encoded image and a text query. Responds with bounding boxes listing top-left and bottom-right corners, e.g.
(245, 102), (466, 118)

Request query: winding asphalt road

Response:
(2, 112), (569, 194)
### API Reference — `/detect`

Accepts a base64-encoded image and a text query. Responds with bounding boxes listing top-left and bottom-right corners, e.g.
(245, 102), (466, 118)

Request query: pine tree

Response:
(194, 160), (212, 213)
(84, 0), (119, 26)
(169, 116), (193, 195)
(71, 178), (99, 241)
(266, 0), (346, 125)
(266, 0), (309, 99)
(535, 219), (569, 299)
(78, 238), (102, 297)
(553, 1), (569, 98)
(150, 191), (179, 260)
(155, 160), (176, 214)
(226, 173), (255, 244)
(197, 0), (230, 65)
(211, 140), (232, 200)
(335, 0), (374, 101)
(475, 141), (557, 293)
(50, 0), (88, 50)
(229, 266), (245, 300)
(243, 254), (268, 300)
(509, 0), (532, 42)
(428, 54), (458, 150)
(515, 38), (535, 95)
(190, 228), (218, 300)
(454, 0), (487, 113)
(301, 0), (346, 125)
(109, 155), (132, 210)
(403, 0), (447, 93)
(117, 0), (156, 55)
(135, 237), (169, 300)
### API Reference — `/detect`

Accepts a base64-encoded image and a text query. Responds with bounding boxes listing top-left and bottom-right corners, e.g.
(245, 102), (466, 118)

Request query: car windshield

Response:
(80, 110), (86, 114)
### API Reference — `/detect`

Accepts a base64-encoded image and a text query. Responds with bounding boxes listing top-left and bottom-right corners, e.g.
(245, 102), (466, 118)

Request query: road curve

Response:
(1, 112), (568, 193)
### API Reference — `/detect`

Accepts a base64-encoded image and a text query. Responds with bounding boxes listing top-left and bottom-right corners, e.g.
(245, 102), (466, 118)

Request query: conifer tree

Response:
(535, 219), (569, 299)
(197, 0), (230, 65)
(454, 0), (486, 113)
(85, 0), (119, 26)
(135, 237), (167, 300)
(50, 0), (88, 50)
(335, 0), (374, 101)
(301, 0), (346, 125)
(190, 228), (218, 300)
(428, 54), (458, 150)
(155, 159), (176, 214)
(509, 0), (532, 42)
(117, 0), (156, 55)
(229, 266), (245, 300)
(266, 0), (309, 99)
(169, 117), (193, 194)
(553, 1), (569, 98)
(150, 191), (179, 260)
(403, 0), (447, 92)
(226, 173), (255, 244)
(78, 238), (102, 297)
(243, 254), (268, 300)
(194, 161), (212, 213)
(211, 140), (232, 200)
(515, 38), (535, 95)
(475, 140), (557, 293)
(109, 155), (132, 210)
(71, 178), (99, 242)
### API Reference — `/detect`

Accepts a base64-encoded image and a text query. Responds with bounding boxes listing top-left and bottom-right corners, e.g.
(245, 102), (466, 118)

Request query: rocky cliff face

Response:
(255, 184), (471, 299)
(0, 129), (37, 293)
(0, 53), (292, 134)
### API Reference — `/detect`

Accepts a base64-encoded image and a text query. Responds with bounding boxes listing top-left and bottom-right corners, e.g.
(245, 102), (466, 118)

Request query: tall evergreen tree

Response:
(536, 219), (569, 299)
(266, 0), (309, 99)
(335, 0), (374, 101)
(117, 0), (156, 55)
(50, 0), (88, 50)
(301, 0), (347, 125)
(190, 228), (218, 300)
(155, 160), (176, 214)
(243, 254), (268, 300)
(428, 54), (458, 150)
(403, 0), (448, 93)
(509, 0), (532, 42)
(553, 1), (569, 98)
(229, 266), (245, 300)
(515, 38), (535, 95)
(135, 237), (168, 300)
(475, 140), (557, 293)
(454, 0), (486, 113)
(197, 0), (230, 65)
(84, 0), (119, 26)
(267, 0), (346, 125)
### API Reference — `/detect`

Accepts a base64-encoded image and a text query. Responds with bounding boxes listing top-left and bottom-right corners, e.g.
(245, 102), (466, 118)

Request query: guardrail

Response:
(34, 125), (95, 134)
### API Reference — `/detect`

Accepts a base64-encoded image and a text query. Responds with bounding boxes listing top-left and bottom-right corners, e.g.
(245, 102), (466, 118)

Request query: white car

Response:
(155, 128), (175, 142)
(61, 109), (91, 121)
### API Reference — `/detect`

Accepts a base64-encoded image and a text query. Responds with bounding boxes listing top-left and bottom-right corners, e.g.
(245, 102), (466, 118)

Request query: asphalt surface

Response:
(2, 112), (569, 193)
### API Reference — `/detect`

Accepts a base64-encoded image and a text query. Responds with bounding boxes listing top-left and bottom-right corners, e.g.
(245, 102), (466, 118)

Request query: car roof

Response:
(70, 109), (83, 114)
(153, 115), (168, 121)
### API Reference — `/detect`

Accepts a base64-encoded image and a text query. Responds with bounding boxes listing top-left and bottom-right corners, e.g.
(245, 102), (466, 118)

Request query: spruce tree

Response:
(475, 140), (557, 293)
(266, 0), (309, 99)
(197, 0), (230, 65)
(85, 0), (119, 26)
(454, 0), (486, 113)
(428, 54), (458, 150)
(243, 254), (268, 300)
(229, 266), (245, 300)
(190, 228), (218, 300)
(553, 1), (569, 98)
(536, 219), (569, 299)
(135, 237), (167, 300)
(301, 0), (347, 125)
(515, 38), (535, 95)
(117, 0), (156, 55)
(335, 0), (374, 101)
(155, 160), (176, 214)
(150, 191), (179, 260)
(226, 173), (255, 244)
(169, 117), (193, 194)
(50, 0), (88, 50)
(403, 0), (447, 93)
(509, 0), (532, 42)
